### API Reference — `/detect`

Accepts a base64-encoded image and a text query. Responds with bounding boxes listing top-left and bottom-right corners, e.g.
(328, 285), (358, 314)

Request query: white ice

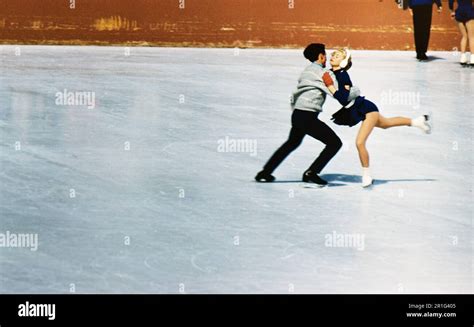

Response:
(0, 46), (472, 293)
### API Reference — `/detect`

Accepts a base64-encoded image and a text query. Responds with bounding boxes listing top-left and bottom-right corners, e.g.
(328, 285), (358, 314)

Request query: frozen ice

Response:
(0, 46), (472, 293)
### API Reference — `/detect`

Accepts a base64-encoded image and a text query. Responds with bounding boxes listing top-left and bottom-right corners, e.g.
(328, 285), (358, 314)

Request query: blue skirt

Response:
(455, 3), (474, 23)
(332, 98), (379, 127)
(351, 99), (379, 125)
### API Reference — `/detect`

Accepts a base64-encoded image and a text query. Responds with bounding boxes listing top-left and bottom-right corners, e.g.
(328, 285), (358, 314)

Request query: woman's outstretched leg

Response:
(356, 112), (378, 187)
(376, 114), (431, 133)
(376, 115), (411, 129)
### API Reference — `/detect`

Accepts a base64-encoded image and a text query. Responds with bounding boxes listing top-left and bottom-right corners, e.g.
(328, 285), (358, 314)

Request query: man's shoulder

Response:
(307, 63), (326, 70)
(301, 63), (327, 76)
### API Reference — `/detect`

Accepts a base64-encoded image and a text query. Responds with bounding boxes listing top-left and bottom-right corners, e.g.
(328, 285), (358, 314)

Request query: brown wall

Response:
(0, 0), (460, 50)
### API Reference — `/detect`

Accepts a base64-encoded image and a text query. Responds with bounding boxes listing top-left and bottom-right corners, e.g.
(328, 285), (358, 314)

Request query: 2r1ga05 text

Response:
(433, 304), (456, 309)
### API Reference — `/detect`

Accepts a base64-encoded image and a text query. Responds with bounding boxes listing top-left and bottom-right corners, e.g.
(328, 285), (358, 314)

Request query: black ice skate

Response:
(255, 170), (275, 183)
(302, 170), (328, 187)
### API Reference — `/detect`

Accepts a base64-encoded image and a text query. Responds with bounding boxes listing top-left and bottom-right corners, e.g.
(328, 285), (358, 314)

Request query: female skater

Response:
(322, 48), (432, 187)
(449, 0), (474, 66)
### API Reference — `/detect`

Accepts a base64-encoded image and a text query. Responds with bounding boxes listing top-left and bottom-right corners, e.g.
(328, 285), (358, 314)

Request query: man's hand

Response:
(322, 72), (334, 87)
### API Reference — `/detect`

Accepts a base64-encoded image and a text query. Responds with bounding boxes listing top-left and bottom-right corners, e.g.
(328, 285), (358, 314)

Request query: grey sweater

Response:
(290, 62), (339, 112)
(290, 62), (361, 112)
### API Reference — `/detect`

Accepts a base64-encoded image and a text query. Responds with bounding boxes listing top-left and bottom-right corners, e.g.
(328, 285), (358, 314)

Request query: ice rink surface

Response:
(0, 46), (472, 293)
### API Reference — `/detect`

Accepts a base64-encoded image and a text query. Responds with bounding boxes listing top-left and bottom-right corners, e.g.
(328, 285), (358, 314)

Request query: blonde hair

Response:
(333, 48), (352, 70)
(334, 48), (348, 56)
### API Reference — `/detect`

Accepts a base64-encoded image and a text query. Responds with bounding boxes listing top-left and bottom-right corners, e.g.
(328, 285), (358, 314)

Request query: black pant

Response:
(263, 109), (342, 175)
(412, 5), (433, 57)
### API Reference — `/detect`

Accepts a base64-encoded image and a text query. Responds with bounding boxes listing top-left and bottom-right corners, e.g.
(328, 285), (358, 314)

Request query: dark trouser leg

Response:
(413, 5), (433, 57)
(304, 117), (343, 174)
(263, 127), (305, 174)
(421, 5), (433, 54)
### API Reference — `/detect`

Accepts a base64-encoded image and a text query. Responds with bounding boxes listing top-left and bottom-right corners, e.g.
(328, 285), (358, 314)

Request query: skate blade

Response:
(362, 181), (374, 188)
(302, 183), (326, 189)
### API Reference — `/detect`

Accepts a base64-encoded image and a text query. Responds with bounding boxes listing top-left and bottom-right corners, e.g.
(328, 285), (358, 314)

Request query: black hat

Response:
(304, 43), (326, 62)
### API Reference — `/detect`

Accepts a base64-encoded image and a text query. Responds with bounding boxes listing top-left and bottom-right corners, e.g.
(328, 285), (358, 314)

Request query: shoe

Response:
(423, 114), (432, 134)
(460, 53), (468, 66)
(411, 115), (432, 134)
(361, 167), (373, 188)
(417, 54), (428, 61)
(362, 175), (373, 188)
(255, 170), (275, 182)
(302, 170), (328, 186)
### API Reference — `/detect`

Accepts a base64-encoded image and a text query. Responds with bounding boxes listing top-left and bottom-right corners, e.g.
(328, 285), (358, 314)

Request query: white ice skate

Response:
(423, 114), (432, 134)
(411, 115), (432, 134)
(460, 53), (468, 66)
(362, 175), (373, 188)
(361, 168), (373, 188)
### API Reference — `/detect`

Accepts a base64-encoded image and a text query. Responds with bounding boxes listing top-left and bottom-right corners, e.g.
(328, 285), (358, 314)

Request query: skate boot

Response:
(302, 170), (328, 187)
(411, 115), (432, 134)
(460, 53), (468, 66)
(255, 170), (275, 183)
(362, 167), (373, 188)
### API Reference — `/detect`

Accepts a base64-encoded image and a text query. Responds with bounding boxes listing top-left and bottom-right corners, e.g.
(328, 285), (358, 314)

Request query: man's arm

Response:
(315, 70), (336, 96)
(323, 71), (353, 106)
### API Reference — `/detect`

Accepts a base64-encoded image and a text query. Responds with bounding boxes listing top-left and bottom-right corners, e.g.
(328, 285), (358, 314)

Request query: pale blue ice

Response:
(0, 46), (472, 293)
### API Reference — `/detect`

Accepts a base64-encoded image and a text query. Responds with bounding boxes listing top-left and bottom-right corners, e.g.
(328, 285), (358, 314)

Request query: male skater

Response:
(255, 43), (343, 187)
